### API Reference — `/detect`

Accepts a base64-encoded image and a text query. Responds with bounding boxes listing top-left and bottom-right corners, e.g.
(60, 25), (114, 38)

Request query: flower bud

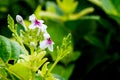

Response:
(16, 15), (27, 30)
(16, 15), (23, 24)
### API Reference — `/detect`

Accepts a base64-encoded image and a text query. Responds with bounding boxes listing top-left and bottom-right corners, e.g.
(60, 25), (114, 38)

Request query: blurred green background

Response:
(1, 0), (120, 80)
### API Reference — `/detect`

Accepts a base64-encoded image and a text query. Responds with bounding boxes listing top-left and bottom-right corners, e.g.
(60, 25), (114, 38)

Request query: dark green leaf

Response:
(101, 0), (120, 23)
(84, 35), (104, 49)
(0, 35), (11, 62)
(0, 35), (24, 62)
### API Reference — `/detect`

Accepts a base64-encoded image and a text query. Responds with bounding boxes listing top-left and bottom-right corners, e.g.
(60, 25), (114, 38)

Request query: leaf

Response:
(0, 59), (7, 79)
(46, 1), (63, 16)
(0, 35), (24, 62)
(102, 0), (118, 15)
(90, 0), (120, 23)
(41, 62), (49, 76)
(34, 5), (42, 19)
(53, 74), (65, 80)
(7, 14), (15, 32)
(0, 68), (8, 80)
(0, 35), (11, 62)
(8, 63), (32, 80)
(61, 51), (81, 65)
(97, 0), (120, 23)
(10, 40), (24, 60)
(56, 0), (78, 14)
(68, 7), (94, 20)
(84, 35), (104, 49)
(80, 15), (100, 20)
(46, 20), (68, 45)
(49, 64), (75, 80)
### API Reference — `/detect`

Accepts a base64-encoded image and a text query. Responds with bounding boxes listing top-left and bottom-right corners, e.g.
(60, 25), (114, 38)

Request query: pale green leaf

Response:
(7, 14), (15, 32)
(8, 63), (32, 80)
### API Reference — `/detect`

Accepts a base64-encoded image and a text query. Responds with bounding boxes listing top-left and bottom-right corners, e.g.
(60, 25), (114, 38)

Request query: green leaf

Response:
(61, 51), (81, 65)
(0, 61), (7, 80)
(0, 35), (11, 62)
(49, 64), (75, 80)
(84, 35), (104, 49)
(53, 74), (65, 80)
(100, 0), (120, 23)
(80, 15), (100, 20)
(10, 40), (24, 60)
(46, 20), (68, 45)
(68, 7), (94, 20)
(46, 1), (58, 13)
(41, 62), (49, 76)
(8, 63), (32, 80)
(46, 1), (63, 16)
(0, 69), (8, 80)
(56, 0), (78, 14)
(102, 0), (118, 15)
(7, 14), (15, 32)
(0, 35), (24, 62)
(0, 58), (5, 67)
(90, 0), (120, 23)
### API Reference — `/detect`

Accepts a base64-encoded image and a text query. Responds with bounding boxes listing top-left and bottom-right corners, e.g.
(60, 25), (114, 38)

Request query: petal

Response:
(38, 20), (44, 24)
(40, 40), (48, 50)
(43, 32), (50, 39)
(28, 24), (36, 29)
(37, 24), (47, 32)
(29, 14), (36, 22)
(48, 43), (54, 52)
(41, 24), (47, 29)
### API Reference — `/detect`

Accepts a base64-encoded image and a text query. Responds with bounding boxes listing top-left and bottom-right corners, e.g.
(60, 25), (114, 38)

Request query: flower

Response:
(16, 15), (27, 30)
(28, 14), (47, 32)
(40, 32), (54, 52)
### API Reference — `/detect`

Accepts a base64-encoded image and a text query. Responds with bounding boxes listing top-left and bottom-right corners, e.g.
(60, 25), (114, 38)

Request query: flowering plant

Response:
(0, 14), (72, 80)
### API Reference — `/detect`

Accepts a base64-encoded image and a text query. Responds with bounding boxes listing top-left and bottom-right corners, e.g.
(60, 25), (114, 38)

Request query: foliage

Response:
(1, 0), (120, 80)
(0, 14), (73, 80)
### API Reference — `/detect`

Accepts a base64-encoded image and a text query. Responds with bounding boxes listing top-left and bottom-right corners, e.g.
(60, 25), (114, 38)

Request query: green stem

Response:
(69, 7), (94, 20)
(6, 68), (16, 80)
(31, 70), (36, 80)
(30, 47), (34, 55)
(48, 57), (60, 73)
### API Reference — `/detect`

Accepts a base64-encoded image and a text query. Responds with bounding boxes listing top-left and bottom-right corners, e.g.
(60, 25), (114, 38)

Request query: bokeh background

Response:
(1, 0), (120, 80)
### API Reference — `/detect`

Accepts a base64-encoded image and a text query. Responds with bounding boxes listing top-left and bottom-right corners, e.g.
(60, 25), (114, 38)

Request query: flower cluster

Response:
(16, 14), (54, 52)
(4, 14), (73, 80)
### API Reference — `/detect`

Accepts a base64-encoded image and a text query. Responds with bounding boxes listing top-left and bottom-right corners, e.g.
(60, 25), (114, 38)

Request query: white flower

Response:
(40, 37), (54, 52)
(28, 14), (47, 32)
(43, 32), (50, 39)
(16, 15), (27, 30)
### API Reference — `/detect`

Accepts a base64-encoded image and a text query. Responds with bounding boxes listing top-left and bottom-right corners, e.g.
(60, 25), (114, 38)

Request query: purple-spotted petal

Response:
(39, 37), (54, 52)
